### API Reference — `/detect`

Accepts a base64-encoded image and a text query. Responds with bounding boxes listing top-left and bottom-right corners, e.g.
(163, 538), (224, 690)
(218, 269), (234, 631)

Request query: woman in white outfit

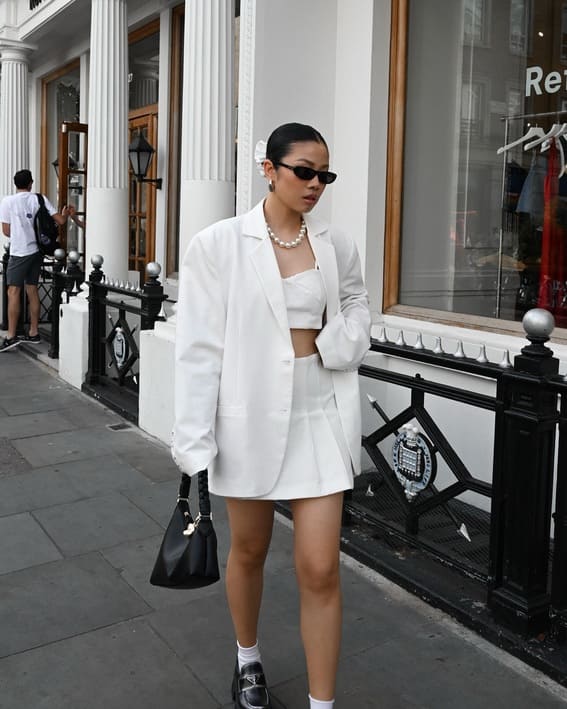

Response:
(173, 123), (371, 709)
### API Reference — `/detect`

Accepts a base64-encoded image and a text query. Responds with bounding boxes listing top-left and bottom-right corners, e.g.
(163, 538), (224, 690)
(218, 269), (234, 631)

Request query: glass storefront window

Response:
(399, 0), (567, 328)
(128, 31), (159, 110)
(44, 64), (80, 204)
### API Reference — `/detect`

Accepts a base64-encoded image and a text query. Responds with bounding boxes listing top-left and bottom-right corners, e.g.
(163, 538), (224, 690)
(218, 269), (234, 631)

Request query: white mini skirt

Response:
(255, 353), (353, 500)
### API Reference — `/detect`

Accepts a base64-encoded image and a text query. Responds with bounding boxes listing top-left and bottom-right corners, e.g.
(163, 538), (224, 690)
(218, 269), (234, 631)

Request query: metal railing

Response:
(83, 255), (167, 422)
(49, 250), (85, 358)
(356, 310), (566, 638)
(2, 246), (85, 356)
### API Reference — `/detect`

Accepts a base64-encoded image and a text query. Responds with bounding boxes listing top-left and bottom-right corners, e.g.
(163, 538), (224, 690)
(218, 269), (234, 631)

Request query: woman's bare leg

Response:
(291, 492), (344, 702)
(225, 498), (275, 647)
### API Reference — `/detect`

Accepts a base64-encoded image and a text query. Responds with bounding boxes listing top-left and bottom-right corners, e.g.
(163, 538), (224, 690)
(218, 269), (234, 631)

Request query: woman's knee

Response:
(295, 555), (340, 595)
(230, 536), (271, 570)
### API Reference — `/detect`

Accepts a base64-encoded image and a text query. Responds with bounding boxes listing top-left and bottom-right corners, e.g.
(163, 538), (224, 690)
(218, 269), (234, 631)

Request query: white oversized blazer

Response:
(172, 200), (371, 497)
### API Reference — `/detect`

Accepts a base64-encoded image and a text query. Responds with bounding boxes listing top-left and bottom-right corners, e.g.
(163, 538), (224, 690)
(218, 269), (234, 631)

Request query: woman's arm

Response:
(316, 230), (371, 371)
(172, 232), (226, 476)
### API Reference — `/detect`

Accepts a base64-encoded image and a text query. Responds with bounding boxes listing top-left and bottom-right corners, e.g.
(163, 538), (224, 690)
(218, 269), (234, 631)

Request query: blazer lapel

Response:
(309, 232), (339, 319)
(245, 201), (339, 334)
(250, 237), (290, 340)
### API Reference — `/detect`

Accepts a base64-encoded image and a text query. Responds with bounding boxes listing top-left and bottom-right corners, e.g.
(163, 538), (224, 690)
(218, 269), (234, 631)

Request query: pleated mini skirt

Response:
(255, 353), (353, 500)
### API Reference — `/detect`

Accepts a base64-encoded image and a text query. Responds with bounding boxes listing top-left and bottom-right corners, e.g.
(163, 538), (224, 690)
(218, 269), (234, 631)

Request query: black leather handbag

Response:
(150, 470), (220, 589)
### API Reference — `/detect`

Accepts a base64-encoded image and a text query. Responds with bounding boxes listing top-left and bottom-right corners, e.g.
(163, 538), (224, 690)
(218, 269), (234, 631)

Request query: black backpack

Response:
(33, 193), (60, 256)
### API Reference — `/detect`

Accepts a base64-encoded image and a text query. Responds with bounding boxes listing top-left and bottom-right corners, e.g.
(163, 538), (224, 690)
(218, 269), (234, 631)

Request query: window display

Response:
(399, 0), (567, 328)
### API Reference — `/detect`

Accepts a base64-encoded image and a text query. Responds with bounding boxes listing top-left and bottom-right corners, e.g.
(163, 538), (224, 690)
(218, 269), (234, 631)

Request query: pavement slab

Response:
(0, 409), (77, 440)
(10, 424), (145, 467)
(0, 552), (151, 657)
(121, 477), (182, 527)
(0, 619), (219, 709)
(329, 625), (567, 709)
(32, 491), (163, 557)
(57, 400), (126, 428)
(0, 388), (85, 416)
(115, 443), (181, 482)
(0, 373), (68, 398)
(0, 454), (156, 518)
(0, 437), (31, 476)
(148, 592), (243, 706)
(0, 511), (62, 574)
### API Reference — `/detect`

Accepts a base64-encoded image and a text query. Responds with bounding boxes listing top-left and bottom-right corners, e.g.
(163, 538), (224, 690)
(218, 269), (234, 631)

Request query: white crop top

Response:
(281, 268), (326, 329)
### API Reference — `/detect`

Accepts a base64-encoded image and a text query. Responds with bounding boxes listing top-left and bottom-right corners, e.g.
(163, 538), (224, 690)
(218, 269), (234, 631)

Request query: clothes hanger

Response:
(545, 123), (567, 152)
(524, 123), (565, 150)
(496, 125), (546, 154)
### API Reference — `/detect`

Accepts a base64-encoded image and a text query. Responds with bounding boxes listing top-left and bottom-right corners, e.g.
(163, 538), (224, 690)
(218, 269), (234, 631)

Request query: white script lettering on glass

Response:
(525, 66), (567, 97)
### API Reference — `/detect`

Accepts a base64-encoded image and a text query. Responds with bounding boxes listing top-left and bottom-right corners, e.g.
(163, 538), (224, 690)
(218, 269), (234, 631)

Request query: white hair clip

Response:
(254, 139), (267, 176)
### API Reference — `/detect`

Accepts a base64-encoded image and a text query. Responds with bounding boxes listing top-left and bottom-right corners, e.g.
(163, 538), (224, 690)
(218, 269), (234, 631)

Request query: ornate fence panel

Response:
(83, 255), (167, 422)
(355, 310), (566, 638)
(1, 248), (83, 349)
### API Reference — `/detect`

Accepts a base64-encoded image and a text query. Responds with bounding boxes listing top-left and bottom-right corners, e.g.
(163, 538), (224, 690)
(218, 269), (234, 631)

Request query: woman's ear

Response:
(263, 160), (276, 183)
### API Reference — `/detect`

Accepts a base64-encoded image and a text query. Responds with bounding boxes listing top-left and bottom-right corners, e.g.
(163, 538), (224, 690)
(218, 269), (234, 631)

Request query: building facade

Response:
(1, 0), (566, 505)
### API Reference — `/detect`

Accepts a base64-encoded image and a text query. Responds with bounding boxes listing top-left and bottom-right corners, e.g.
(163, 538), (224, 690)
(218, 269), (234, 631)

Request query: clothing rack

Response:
(500, 109), (567, 122)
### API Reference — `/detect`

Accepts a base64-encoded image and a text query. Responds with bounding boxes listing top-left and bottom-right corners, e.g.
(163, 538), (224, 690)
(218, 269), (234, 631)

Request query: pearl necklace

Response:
(266, 219), (307, 249)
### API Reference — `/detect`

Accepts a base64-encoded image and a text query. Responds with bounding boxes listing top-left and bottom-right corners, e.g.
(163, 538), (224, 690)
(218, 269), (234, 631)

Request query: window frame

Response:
(383, 0), (566, 340)
(40, 59), (81, 194)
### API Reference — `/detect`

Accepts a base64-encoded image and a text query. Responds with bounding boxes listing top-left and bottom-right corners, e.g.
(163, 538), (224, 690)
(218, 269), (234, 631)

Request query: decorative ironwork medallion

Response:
(105, 315), (139, 381)
(392, 423), (436, 502)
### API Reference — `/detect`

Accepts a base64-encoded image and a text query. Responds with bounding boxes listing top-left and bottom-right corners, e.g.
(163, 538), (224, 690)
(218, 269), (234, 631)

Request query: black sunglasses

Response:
(274, 162), (337, 185)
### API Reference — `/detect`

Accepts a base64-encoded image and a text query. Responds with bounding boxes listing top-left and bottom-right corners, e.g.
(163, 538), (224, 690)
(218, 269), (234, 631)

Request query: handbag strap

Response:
(197, 470), (212, 518)
(178, 473), (191, 502)
(177, 470), (212, 519)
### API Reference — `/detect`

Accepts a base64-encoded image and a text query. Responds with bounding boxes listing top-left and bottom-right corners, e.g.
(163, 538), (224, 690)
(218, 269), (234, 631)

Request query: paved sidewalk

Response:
(0, 348), (566, 708)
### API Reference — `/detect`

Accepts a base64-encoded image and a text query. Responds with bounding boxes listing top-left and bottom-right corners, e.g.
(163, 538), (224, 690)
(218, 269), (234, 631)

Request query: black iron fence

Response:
(355, 310), (566, 639)
(1, 247), (84, 356)
(83, 255), (167, 422)
(49, 251), (85, 358)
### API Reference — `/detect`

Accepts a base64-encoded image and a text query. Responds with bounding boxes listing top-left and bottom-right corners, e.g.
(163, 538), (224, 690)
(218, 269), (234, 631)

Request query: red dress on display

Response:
(537, 143), (567, 326)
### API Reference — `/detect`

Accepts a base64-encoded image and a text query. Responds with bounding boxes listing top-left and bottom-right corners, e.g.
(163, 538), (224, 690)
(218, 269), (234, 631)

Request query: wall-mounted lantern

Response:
(128, 130), (162, 189)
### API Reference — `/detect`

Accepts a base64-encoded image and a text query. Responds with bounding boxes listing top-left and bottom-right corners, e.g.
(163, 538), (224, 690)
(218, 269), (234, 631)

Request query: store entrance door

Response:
(128, 109), (158, 278)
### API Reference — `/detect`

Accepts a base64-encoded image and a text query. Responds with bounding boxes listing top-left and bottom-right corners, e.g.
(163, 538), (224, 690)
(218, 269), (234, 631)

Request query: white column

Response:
(86, 0), (129, 280)
(178, 0), (235, 260)
(0, 42), (30, 201)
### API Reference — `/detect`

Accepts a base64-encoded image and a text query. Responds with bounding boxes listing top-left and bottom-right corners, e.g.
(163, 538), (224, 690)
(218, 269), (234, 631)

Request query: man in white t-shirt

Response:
(0, 169), (68, 352)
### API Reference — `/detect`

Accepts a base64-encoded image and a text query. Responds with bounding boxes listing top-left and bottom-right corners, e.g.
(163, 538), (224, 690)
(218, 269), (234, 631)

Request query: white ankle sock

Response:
(309, 695), (334, 708)
(237, 640), (262, 670)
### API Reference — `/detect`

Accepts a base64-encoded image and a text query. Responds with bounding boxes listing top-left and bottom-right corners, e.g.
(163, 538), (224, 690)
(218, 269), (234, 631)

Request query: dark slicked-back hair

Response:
(266, 123), (328, 165)
(14, 169), (33, 189)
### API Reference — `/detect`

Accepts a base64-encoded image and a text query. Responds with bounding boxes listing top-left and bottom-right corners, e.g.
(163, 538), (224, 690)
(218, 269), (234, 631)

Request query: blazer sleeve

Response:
(171, 232), (226, 476)
(316, 230), (371, 371)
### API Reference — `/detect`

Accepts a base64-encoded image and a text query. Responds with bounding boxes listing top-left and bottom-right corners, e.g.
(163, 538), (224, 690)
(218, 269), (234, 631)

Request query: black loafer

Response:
(232, 660), (272, 708)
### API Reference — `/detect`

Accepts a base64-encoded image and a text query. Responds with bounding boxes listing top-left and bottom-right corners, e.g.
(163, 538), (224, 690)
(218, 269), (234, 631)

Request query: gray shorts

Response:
(6, 252), (43, 287)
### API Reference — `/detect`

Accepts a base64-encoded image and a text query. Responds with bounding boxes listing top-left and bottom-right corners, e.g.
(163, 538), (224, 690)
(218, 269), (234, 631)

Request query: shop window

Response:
(40, 62), (80, 203)
(129, 30), (159, 111)
(461, 80), (489, 137)
(386, 0), (567, 334)
(509, 0), (532, 56)
(561, 3), (567, 64)
(464, 0), (489, 46)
